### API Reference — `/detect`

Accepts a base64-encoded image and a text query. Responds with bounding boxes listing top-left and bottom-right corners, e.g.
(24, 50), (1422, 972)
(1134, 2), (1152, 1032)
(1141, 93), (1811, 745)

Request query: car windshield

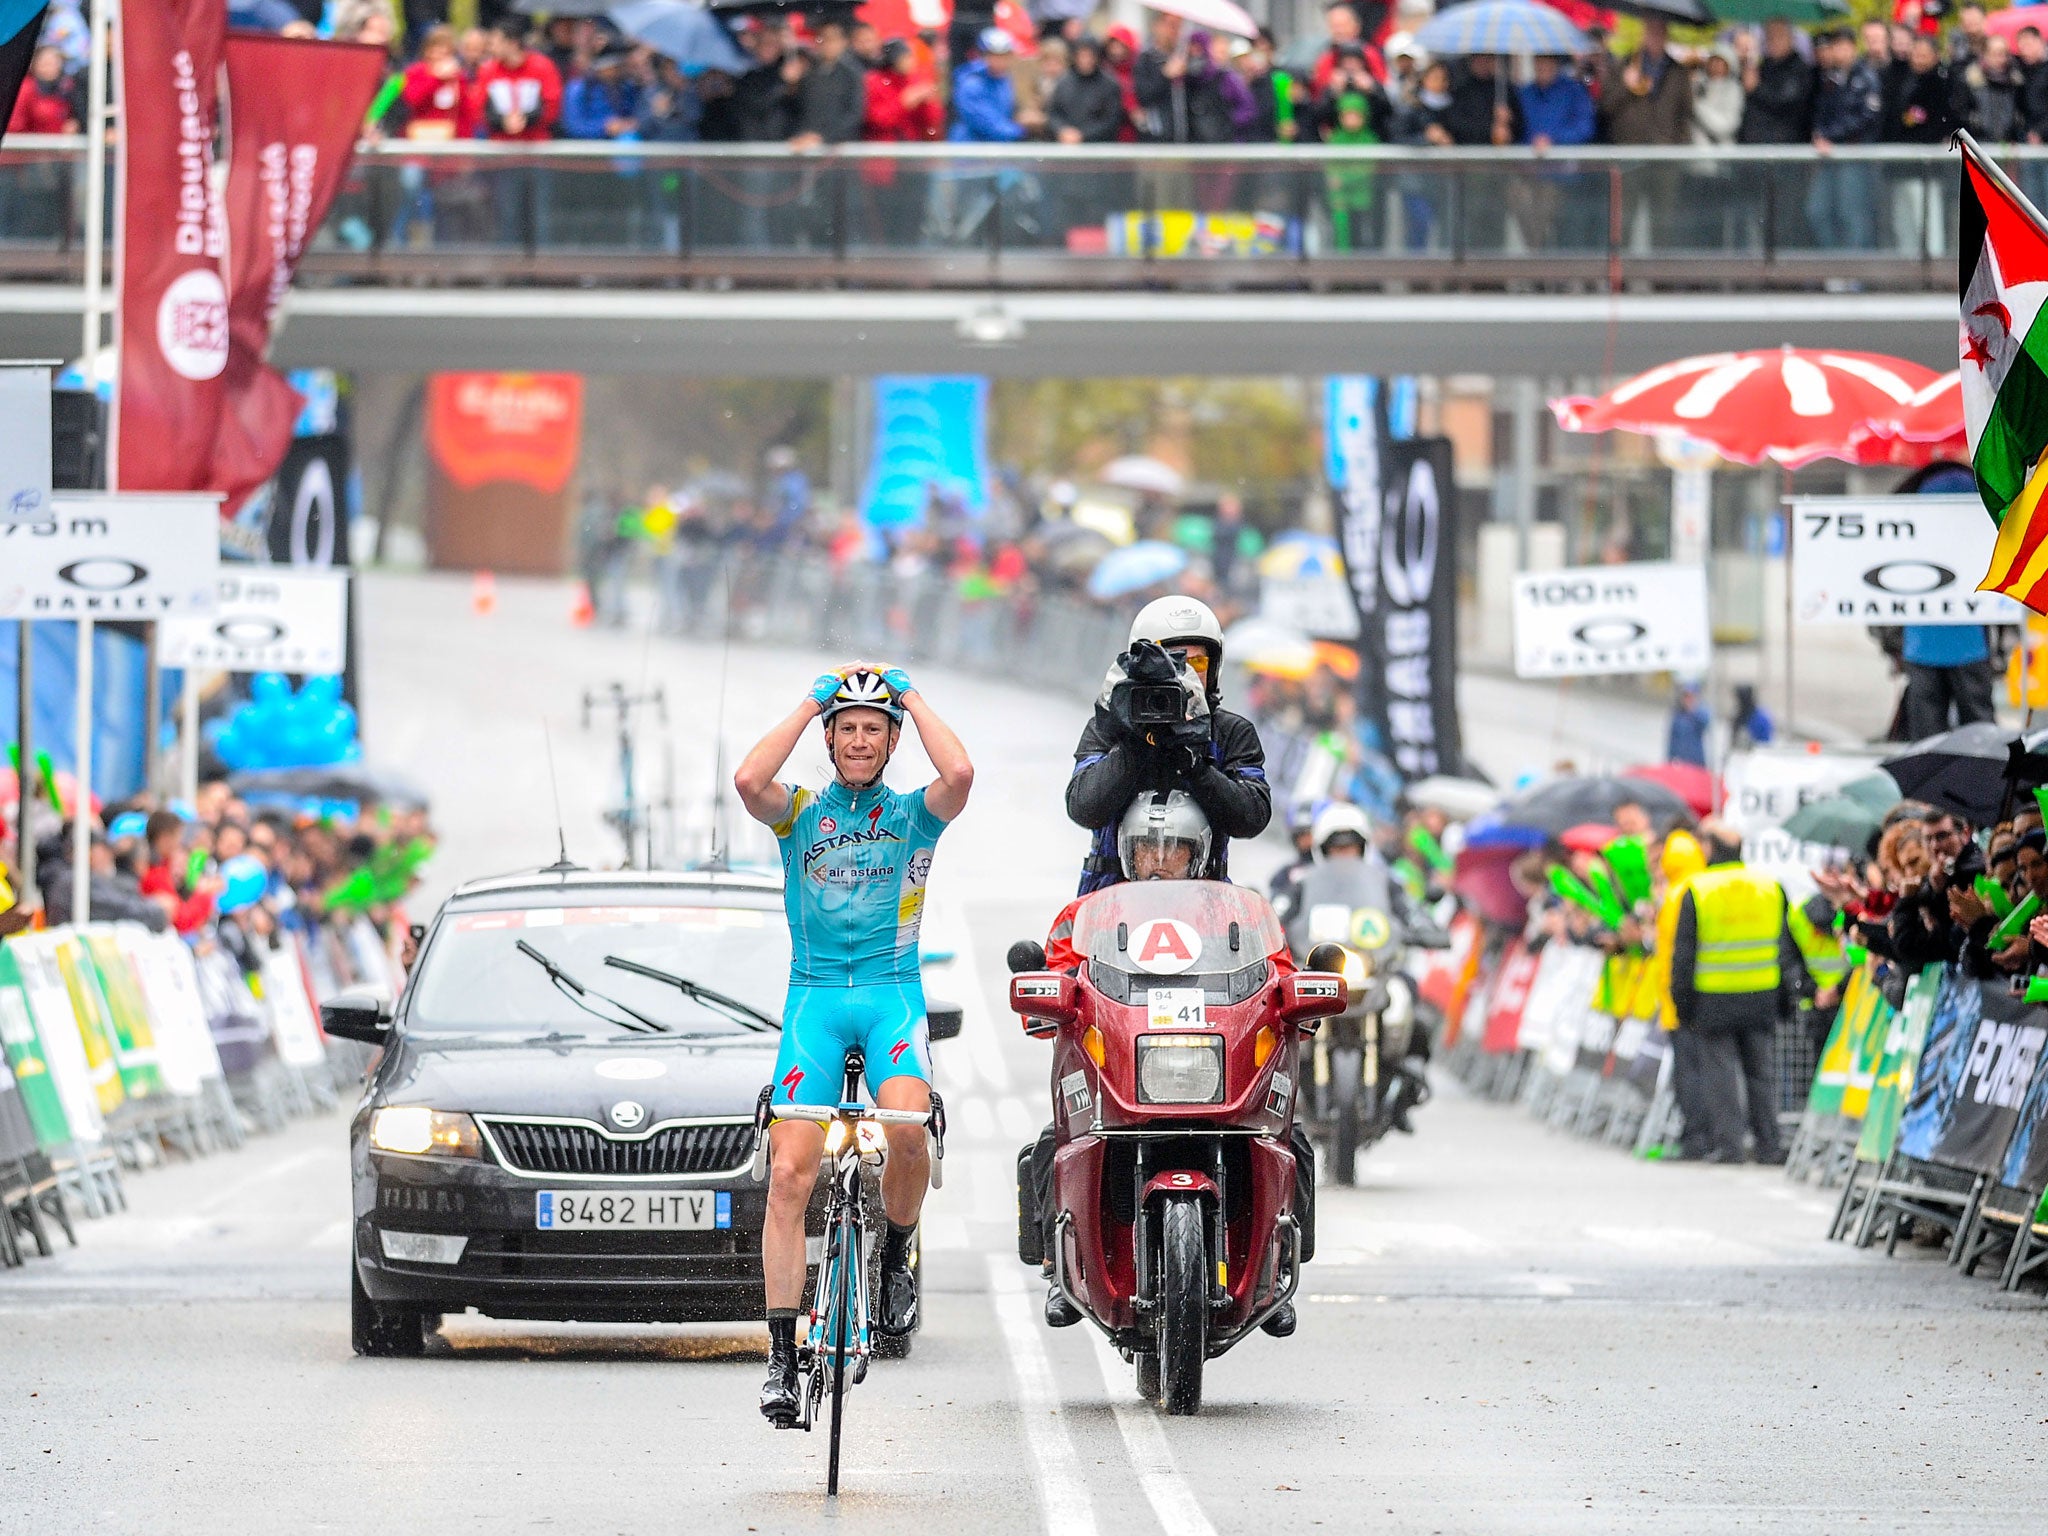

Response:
(1071, 880), (1285, 975)
(406, 896), (790, 1035)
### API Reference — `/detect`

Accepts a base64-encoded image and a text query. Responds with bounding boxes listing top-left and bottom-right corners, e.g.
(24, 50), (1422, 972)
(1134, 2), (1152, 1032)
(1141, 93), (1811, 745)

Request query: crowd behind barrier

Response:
(0, 774), (429, 1269)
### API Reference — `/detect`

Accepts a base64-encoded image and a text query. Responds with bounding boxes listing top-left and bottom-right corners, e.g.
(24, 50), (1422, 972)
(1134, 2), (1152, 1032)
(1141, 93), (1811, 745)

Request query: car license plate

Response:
(535, 1190), (732, 1230)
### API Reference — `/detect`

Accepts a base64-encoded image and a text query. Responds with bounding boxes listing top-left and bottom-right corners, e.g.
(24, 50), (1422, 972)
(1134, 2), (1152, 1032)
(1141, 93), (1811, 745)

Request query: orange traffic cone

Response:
(472, 570), (497, 616)
(569, 579), (595, 628)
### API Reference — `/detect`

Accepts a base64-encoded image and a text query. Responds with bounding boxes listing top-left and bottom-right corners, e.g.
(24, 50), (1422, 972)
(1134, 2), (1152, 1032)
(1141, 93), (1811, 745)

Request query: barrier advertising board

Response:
(158, 568), (348, 674)
(1931, 982), (2048, 1176)
(1510, 561), (1710, 679)
(1791, 495), (2025, 626)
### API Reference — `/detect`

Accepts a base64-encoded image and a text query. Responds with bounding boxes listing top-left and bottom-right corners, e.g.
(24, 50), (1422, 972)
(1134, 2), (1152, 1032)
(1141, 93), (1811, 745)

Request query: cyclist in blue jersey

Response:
(735, 663), (973, 1426)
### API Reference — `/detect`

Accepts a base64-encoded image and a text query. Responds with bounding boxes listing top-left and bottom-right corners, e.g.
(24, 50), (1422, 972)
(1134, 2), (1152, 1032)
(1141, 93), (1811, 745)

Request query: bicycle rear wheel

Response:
(826, 1205), (858, 1496)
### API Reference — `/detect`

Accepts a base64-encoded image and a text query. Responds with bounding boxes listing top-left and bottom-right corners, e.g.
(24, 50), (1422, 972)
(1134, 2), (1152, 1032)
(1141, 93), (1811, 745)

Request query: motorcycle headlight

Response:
(1341, 948), (1372, 986)
(369, 1106), (482, 1159)
(1136, 1034), (1225, 1106)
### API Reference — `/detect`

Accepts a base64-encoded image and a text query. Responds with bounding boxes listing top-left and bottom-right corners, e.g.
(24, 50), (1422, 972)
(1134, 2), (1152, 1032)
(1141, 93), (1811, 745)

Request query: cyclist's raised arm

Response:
(736, 671), (845, 826)
(897, 682), (972, 823)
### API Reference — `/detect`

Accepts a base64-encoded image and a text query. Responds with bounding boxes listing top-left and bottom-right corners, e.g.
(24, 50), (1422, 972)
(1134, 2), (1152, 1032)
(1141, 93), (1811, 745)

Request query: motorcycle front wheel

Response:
(1157, 1195), (1208, 1415)
(1331, 1044), (1364, 1187)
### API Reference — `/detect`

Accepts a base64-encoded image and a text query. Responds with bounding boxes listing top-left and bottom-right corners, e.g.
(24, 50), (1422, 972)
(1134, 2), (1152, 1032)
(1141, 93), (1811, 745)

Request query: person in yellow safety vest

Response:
(1666, 823), (1809, 1164)
(1650, 829), (1711, 1158)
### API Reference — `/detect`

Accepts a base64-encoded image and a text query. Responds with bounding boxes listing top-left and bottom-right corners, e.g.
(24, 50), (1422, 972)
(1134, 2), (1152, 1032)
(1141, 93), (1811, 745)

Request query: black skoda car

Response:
(324, 865), (959, 1356)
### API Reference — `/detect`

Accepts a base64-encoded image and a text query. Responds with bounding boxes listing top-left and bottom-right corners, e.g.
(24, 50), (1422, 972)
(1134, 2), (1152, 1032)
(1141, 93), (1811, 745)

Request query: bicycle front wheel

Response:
(826, 1207), (858, 1496)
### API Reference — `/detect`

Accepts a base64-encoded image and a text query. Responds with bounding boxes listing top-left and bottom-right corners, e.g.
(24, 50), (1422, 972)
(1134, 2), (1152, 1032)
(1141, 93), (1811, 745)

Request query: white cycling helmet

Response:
(1118, 790), (1213, 882)
(820, 668), (904, 725)
(1311, 802), (1373, 859)
(1129, 595), (1225, 676)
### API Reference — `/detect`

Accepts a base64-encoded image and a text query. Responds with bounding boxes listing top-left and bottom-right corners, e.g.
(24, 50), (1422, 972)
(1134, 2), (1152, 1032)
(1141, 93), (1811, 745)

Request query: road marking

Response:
(1087, 1330), (1219, 1536)
(192, 1148), (327, 1216)
(303, 1218), (353, 1252)
(985, 1257), (1098, 1536)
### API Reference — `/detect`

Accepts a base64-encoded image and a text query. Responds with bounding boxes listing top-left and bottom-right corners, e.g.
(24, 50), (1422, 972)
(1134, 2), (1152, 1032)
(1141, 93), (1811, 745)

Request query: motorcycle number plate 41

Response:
(1146, 987), (1206, 1031)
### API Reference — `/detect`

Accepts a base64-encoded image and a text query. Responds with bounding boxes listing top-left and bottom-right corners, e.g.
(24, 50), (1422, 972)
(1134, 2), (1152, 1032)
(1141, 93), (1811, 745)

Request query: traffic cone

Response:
(569, 579), (594, 628)
(472, 570), (497, 616)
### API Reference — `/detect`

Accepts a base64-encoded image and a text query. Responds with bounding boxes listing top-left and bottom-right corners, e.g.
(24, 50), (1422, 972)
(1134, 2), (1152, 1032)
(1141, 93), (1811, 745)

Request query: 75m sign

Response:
(0, 494), (221, 619)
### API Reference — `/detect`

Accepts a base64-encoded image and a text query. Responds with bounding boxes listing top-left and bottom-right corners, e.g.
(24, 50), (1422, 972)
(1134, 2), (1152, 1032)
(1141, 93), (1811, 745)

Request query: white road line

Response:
(192, 1148), (327, 1215)
(985, 1257), (1099, 1536)
(303, 1218), (354, 1251)
(1087, 1331), (1219, 1536)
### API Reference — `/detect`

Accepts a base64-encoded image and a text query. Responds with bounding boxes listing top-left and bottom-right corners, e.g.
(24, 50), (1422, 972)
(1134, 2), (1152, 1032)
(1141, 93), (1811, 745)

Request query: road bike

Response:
(750, 1047), (945, 1496)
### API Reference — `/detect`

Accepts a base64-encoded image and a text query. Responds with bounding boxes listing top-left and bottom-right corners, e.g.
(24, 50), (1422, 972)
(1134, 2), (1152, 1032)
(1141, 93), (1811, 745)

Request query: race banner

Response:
(1480, 938), (1540, 1054)
(425, 373), (585, 572)
(1327, 379), (1461, 778)
(1929, 981), (2047, 1176)
(1790, 495), (2026, 626)
(1806, 966), (1892, 1119)
(117, 0), (229, 492)
(1723, 749), (1883, 899)
(266, 433), (352, 567)
(1515, 942), (1603, 1059)
(1855, 965), (1944, 1163)
(1999, 1029), (2048, 1199)
(1898, 968), (1984, 1163)
(213, 33), (387, 513)
(1511, 561), (1710, 680)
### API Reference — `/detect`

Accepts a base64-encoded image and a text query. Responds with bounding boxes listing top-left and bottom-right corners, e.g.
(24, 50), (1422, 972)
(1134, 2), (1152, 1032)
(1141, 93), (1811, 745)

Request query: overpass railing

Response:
(0, 136), (1996, 292)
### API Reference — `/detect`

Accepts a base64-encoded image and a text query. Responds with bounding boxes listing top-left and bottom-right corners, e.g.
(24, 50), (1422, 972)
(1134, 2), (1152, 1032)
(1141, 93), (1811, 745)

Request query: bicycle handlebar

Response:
(773, 1103), (932, 1127)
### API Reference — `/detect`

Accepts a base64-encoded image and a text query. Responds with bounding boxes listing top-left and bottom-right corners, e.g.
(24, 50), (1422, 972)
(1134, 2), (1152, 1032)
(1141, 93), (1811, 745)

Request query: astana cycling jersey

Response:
(771, 778), (947, 986)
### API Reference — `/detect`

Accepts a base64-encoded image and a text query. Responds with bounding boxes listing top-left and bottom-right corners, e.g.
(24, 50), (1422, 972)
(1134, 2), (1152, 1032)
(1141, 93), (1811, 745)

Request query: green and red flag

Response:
(1960, 133), (2048, 610)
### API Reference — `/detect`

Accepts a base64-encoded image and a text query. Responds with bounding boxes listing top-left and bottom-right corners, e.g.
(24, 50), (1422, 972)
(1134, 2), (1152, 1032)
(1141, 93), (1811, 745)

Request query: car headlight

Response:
(369, 1106), (482, 1158)
(1136, 1034), (1225, 1106)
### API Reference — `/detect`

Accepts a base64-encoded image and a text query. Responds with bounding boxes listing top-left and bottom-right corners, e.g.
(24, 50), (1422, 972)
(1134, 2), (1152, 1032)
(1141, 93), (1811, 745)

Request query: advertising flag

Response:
(116, 0), (229, 491)
(212, 32), (386, 513)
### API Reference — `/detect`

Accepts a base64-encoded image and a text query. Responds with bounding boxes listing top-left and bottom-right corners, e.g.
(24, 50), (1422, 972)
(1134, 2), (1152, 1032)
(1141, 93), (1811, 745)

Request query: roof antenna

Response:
(540, 721), (579, 875)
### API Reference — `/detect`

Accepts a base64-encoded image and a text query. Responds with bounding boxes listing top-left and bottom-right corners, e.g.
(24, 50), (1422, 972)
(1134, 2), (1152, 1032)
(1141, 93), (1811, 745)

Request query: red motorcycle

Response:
(1008, 881), (1346, 1414)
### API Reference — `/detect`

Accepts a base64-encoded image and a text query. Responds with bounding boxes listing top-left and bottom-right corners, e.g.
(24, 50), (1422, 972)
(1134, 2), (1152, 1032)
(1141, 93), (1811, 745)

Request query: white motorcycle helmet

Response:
(1129, 595), (1225, 698)
(1311, 802), (1373, 860)
(1118, 790), (1214, 882)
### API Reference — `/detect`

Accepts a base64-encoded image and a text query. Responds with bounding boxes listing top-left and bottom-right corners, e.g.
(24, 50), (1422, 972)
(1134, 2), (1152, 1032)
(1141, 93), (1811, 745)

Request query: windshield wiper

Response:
(514, 940), (669, 1035)
(603, 955), (780, 1033)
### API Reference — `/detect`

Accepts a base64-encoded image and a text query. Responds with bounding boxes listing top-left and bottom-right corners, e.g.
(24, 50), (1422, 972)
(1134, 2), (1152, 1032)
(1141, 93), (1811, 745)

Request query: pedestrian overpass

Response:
(0, 138), (1967, 376)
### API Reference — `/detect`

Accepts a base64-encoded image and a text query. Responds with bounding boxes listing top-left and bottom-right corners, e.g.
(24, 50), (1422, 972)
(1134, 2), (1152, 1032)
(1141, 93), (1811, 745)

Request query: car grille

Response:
(483, 1118), (755, 1178)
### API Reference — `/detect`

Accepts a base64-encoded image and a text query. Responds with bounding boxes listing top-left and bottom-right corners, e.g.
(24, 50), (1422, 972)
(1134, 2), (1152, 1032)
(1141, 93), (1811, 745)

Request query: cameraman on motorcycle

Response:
(1023, 789), (1312, 1337)
(1066, 596), (1272, 895)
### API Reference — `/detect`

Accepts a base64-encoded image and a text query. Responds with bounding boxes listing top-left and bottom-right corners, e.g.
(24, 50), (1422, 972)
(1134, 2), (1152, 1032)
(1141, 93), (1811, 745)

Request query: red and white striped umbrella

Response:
(1846, 370), (1966, 465)
(1551, 347), (1943, 468)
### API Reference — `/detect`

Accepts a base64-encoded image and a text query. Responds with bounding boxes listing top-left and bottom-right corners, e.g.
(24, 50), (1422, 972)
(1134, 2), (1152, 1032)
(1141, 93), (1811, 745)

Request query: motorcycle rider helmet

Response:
(1311, 802), (1373, 860)
(1117, 790), (1214, 882)
(1129, 595), (1225, 698)
(819, 668), (905, 726)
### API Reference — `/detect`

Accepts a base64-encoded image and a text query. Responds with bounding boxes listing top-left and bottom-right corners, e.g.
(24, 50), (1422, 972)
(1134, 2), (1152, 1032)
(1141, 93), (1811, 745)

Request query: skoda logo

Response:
(1861, 561), (1954, 596)
(609, 1100), (646, 1130)
(1570, 617), (1647, 647)
(59, 557), (148, 591)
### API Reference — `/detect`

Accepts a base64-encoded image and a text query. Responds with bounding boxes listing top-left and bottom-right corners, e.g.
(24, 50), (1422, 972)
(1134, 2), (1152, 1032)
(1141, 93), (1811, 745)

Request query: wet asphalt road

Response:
(5, 573), (2044, 1536)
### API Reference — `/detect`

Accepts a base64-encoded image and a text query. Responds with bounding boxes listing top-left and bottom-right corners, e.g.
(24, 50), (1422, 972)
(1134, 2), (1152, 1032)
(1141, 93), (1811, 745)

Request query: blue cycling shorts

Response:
(772, 980), (931, 1104)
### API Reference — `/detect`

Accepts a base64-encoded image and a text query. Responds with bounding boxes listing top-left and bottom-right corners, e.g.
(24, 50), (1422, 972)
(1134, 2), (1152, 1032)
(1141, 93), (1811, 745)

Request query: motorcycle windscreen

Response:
(1071, 881), (1285, 1003)
(1285, 858), (1398, 958)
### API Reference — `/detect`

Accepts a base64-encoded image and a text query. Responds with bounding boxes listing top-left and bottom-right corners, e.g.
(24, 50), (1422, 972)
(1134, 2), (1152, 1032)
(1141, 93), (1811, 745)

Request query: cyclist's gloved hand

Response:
(881, 666), (916, 699)
(809, 670), (846, 709)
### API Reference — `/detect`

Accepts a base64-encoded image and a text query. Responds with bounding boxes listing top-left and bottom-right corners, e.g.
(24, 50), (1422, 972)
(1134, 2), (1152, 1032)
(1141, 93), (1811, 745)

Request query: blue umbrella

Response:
(1088, 541), (1190, 601)
(228, 0), (301, 29)
(610, 0), (750, 73)
(1413, 0), (1589, 56)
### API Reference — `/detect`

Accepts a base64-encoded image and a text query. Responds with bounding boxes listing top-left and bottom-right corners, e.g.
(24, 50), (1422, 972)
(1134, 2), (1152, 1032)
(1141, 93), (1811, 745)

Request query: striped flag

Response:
(1962, 133), (2048, 611)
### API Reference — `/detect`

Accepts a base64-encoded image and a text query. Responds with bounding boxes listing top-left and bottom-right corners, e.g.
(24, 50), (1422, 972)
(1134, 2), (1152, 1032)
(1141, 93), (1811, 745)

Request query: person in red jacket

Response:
(471, 21), (563, 244)
(400, 25), (476, 142)
(859, 37), (941, 238)
(8, 47), (80, 136)
(138, 809), (221, 937)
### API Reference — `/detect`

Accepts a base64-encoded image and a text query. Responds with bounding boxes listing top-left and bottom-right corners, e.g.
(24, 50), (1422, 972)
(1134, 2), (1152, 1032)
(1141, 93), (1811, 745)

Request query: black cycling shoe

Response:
(876, 1253), (920, 1336)
(1043, 1282), (1081, 1328)
(759, 1346), (799, 1427)
(1260, 1302), (1298, 1338)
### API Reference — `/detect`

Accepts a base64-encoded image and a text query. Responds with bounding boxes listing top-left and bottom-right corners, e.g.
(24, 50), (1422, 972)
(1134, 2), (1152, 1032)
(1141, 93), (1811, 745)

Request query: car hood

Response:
(378, 1029), (778, 1123)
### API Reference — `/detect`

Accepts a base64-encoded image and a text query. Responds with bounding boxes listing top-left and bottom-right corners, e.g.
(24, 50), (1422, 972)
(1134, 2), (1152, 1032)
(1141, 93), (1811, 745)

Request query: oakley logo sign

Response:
(1570, 618), (1648, 648)
(214, 617), (288, 646)
(1861, 561), (1954, 596)
(59, 558), (149, 591)
(1130, 918), (1202, 975)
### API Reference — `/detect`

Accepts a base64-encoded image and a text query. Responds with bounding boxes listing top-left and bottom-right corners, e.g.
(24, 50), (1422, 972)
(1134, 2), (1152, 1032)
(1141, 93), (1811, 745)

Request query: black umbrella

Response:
(513, 0), (620, 14)
(231, 763), (432, 810)
(1880, 721), (2020, 827)
(1494, 773), (1695, 839)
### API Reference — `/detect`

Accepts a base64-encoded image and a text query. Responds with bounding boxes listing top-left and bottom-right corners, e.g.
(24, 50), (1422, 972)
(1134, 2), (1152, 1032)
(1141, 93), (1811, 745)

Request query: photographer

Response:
(1065, 596), (1272, 895)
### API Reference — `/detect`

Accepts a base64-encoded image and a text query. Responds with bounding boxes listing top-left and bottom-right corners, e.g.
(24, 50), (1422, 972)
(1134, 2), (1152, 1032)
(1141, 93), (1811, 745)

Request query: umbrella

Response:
(1098, 455), (1185, 497)
(1414, 0), (1589, 56)
(1224, 617), (1317, 675)
(610, 0), (751, 72)
(1707, 0), (1847, 20)
(1781, 794), (1884, 854)
(1257, 531), (1344, 581)
(1988, 3), (2048, 39)
(1140, 0), (1258, 40)
(1087, 540), (1190, 600)
(231, 763), (431, 810)
(1850, 370), (1965, 463)
(1551, 348), (1942, 469)
(1559, 822), (1620, 855)
(1880, 721), (2020, 827)
(1622, 761), (1720, 818)
(1838, 769), (1901, 817)
(513, 0), (619, 13)
(1404, 774), (1501, 820)
(1494, 773), (1695, 837)
(1452, 841), (1537, 926)
(1313, 640), (1361, 680)
(228, 0), (301, 26)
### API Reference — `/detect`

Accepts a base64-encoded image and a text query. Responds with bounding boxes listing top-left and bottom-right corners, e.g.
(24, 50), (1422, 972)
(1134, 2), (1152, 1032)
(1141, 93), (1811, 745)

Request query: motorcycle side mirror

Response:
(1010, 972), (1079, 1030)
(1007, 940), (1048, 974)
(1306, 943), (1347, 974)
(1278, 971), (1347, 1027)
